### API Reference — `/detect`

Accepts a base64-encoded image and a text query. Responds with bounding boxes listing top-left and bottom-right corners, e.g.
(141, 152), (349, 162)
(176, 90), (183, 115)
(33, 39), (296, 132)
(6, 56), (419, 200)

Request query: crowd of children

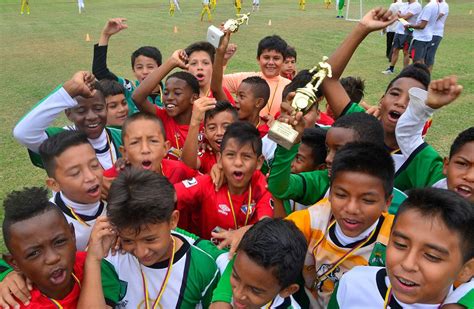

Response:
(1, 5), (472, 309)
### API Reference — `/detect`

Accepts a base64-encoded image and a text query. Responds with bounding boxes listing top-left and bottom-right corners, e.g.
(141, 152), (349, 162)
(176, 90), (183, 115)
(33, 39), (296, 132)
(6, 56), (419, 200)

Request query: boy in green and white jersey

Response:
(80, 168), (220, 308)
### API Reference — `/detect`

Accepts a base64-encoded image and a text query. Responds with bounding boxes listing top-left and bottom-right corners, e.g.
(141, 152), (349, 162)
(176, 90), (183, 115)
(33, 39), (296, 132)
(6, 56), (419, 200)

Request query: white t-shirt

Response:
(433, 1), (449, 37)
(413, 0), (439, 42)
(396, 1), (421, 34)
(387, 0), (405, 33)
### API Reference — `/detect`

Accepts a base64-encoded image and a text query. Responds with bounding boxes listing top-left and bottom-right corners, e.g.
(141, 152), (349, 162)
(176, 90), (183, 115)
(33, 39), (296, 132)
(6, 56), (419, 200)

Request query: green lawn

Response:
(0, 0), (473, 249)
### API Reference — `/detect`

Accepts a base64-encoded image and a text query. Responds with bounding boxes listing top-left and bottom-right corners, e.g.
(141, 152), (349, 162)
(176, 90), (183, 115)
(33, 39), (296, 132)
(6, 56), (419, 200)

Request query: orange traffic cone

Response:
(173, 26), (178, 33)
(268, 19), (272, 26)
(85, 33), (91, 41)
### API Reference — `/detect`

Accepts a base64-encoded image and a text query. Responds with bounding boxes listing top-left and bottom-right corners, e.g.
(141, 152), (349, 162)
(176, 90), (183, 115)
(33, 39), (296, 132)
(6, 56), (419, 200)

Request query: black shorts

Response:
(409, 39), (430, 62)
(425, 35), (443, 66)
(392, 33), (408, 50)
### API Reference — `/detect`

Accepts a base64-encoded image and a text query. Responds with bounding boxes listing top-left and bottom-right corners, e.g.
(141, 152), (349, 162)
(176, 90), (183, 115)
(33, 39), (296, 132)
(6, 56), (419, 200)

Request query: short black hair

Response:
(241, 76), (270, 106)
(39, 130), (91, 177)
(237, 218), (308, 289)
(340, 76), (365, 104)
(282, 69), (324, 100)
(284, 46), (297, 60)
(121, 112), (166, 142)
(257, 35), (288, 58)
(385, 63), (431, 93)
(166, 71), (200, 95)
(107, 167), (175, 234)
(185, 41), (216, 63)
(221, 121), (262, 157)
(2, 187), (65, 250)
(331, 142), (395, 198)
(395, 188), (474, 263)
(301, 127), (327, 167)
(332, 113), (385, 148)
(204, 101), (238, 124)
(131, 46), (162, 67)
(99, 79), (126, 97)
(449, 127), (474, 159)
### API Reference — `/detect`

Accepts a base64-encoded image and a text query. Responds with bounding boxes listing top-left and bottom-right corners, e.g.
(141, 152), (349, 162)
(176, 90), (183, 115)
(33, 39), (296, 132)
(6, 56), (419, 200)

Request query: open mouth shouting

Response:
(49, 268), (67, 285)
(454, 184), (472, 199)
(232, 171), (245, 182)
(141, 160), (153, 170)
(387, 110), (402, 124)
(86, 184), (100, 199)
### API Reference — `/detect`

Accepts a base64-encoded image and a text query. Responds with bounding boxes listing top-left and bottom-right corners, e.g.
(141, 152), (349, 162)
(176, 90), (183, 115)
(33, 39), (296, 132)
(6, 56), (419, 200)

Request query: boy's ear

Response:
(278, 283), (300, 298)
(442, 157), (449, 176)
(456, 258), (474, 283)
(191, 93), (200, 103)
(169, 210), (180, 230)
(256, 155), (265, 170)
(65, 108), (73, 122)
(255, 98), (265, 110)
(164, 140), (171, 152)
(119, 145), (127, 158)
(383, 194), (393, 213)
(46, 177), (61, 193)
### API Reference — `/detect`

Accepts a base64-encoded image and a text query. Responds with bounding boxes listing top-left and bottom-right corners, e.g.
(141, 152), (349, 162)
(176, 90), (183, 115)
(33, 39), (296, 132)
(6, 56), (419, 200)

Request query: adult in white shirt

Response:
(385, 0), (405, 61)
(425, 0), (449, 72)
(407, 0), (439, 64)
(382, 0), (421, 74)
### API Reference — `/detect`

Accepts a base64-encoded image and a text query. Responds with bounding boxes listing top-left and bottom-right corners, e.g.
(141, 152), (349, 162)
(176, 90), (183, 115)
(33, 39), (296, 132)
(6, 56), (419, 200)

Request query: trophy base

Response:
(268, 121), (299, 150)
(207, 25), (224, 48)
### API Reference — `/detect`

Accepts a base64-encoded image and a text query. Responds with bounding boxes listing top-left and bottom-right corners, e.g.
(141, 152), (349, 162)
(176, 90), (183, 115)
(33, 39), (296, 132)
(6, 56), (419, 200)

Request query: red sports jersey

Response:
(20, 252), (86, 309)
(175, 171), (274, 239)
(317, 111), (335, 126)
(198, 148), (217, 174)
(154, 107), (204, 160)
(103, 159), (198, 184)
(257, 121), (270, 138)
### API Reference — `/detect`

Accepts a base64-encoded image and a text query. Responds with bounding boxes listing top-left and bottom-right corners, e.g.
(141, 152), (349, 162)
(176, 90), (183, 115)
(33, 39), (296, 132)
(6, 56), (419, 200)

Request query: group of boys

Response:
(383, 0), (449, 74)
(1, 6), (472, 309)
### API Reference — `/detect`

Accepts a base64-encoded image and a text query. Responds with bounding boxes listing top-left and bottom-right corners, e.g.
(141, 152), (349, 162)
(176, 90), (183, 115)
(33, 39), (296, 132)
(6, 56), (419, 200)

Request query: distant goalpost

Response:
(345, 0), (363, 22)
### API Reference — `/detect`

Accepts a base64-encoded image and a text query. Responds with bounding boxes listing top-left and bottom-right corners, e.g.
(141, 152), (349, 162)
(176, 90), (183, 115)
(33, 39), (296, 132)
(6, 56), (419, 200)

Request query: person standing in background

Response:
(425, 0), (449, 72)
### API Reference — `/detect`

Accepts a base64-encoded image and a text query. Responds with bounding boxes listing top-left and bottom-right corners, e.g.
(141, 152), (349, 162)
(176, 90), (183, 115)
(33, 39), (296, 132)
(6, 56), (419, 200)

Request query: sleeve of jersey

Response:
(174, 177), (204, 211)
(100, 259), (127, 306)
(223, 72), (246, 94)
(0, 259), (13, 282)
(340, 102), (365, 116)
(395, 88), (434, 157)
(211, 258), (234, 304)
(13, 85), (78, 153)
(92, 44), (119, 81)
(254, 189), (274, 220)
(269, 145), (329, 205)
(286, 209), (312, 244)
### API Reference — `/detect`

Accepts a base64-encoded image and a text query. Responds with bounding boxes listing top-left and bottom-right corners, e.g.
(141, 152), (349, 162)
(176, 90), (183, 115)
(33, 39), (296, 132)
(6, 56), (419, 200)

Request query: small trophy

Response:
(207, 13), (251, 48)
(268, 56), (332, 150)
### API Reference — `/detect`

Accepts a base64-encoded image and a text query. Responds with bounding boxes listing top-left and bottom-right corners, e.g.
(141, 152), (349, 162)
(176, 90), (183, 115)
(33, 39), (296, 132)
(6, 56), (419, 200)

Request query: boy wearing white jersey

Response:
(425, 0), (449, 71)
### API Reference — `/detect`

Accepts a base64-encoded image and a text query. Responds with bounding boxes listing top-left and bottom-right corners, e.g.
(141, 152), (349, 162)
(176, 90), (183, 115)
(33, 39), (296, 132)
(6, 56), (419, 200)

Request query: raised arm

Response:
(13, 71), (96, 152)
(211, 31), (232, 101)
(181, 97), (217, 170)
(131, 49), (188, 115)
(323, 8), (395, 118)
(92, 18), (128, 80)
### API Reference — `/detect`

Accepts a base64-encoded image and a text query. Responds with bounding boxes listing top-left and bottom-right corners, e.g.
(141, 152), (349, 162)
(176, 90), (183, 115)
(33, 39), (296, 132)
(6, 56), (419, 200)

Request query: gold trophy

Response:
(207, 13), (251, 48)
(268, 56), (332, 150)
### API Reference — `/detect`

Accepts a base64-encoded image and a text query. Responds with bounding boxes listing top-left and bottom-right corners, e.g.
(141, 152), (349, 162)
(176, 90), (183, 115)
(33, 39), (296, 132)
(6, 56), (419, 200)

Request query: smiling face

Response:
(8, 210), (76, 300)
(46, 144), (103, 204)
(443, 142), (474, 203)
(119, 211), (179, 267)
(291, 143), (317, 174)
(257, 49), (284, 78)
(121, 118), (169, 174)
(67, 93), (107, 139)
(106, 94), (129, 127)
(329, 171), (390, 237)
(386, 209), (467, 304)
(187, 51), (213, 91)
(163, 78), (196, 121)
(325, 127), (357, 177)
(379, 77), (425, 136)
(230, 251), (282, 309)
(133, 55), (159, 82)
(218, 138), (263, 195)
(235, 83), (261, 121)
(204, 111), (235, 152)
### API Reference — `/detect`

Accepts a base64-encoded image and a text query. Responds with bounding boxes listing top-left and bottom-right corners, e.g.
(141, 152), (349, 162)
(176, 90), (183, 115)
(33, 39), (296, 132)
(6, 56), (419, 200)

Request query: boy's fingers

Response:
(0, 291), (19, 309)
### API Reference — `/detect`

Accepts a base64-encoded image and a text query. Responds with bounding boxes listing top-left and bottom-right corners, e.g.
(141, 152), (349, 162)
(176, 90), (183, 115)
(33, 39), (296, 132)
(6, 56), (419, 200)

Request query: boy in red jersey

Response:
(175, 121), (273, 239)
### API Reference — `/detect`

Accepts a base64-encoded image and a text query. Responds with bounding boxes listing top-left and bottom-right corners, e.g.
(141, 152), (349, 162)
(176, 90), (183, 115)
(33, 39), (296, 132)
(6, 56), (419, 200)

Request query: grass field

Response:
(0, 0), (473, 249)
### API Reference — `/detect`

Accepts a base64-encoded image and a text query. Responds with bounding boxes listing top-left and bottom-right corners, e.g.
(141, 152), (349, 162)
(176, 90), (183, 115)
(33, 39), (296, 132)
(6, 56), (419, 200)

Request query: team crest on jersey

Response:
(123, 80), (133, 92)
(218, 204), (231, 216)
(240, 202), (256, 215)
(315, 264), (341, 292)
(182, 178), (197, 188)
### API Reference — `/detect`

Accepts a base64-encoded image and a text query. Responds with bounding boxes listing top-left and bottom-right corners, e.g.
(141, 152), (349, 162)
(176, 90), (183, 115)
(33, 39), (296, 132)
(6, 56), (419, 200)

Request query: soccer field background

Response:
(0, 0), (473, 249)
